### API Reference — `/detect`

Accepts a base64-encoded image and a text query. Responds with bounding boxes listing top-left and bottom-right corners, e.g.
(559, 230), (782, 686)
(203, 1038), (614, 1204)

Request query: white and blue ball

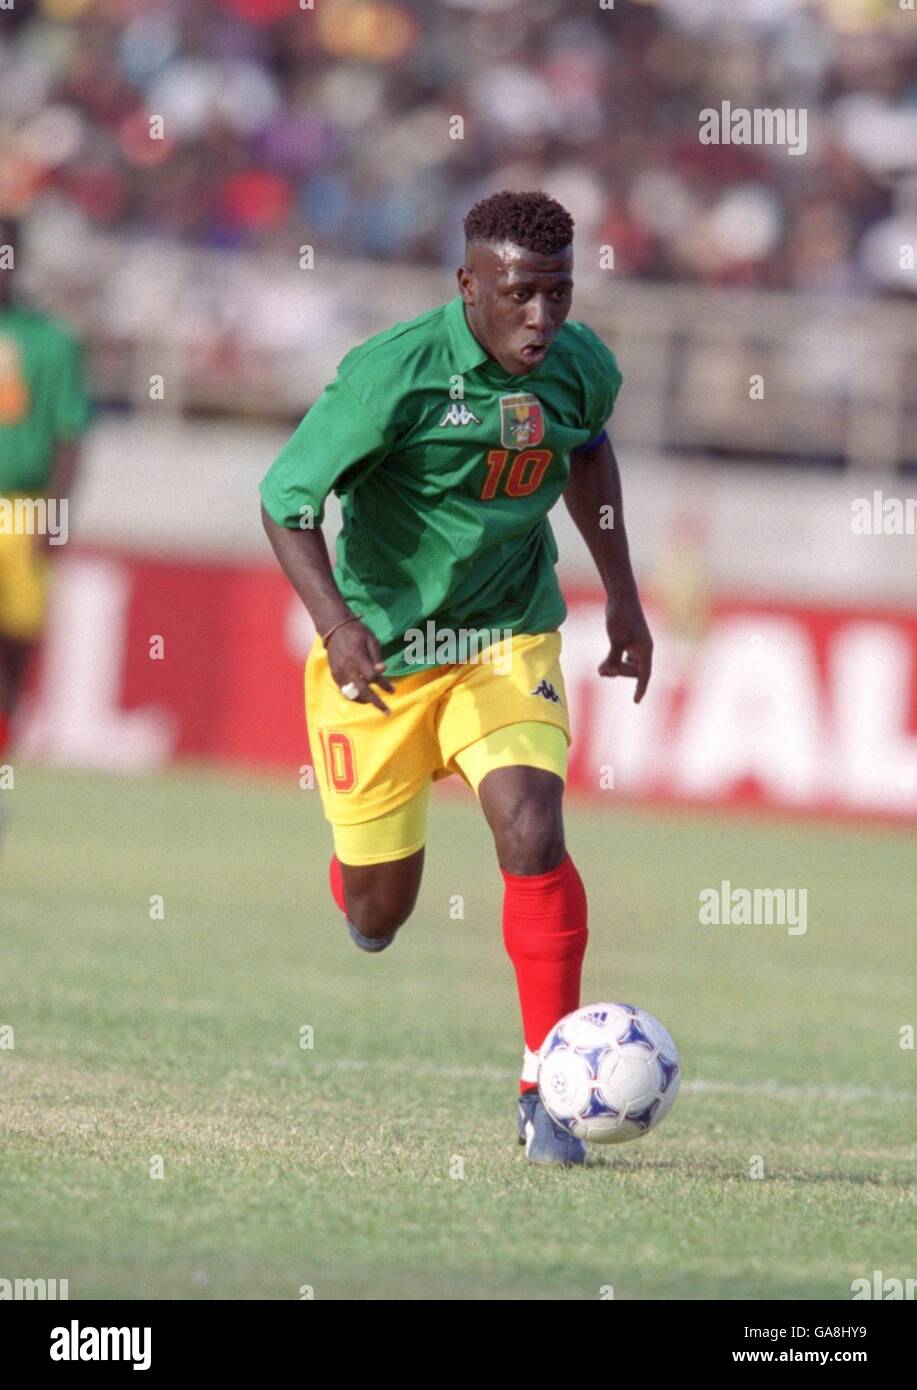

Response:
(537, 1003), (681, 1144)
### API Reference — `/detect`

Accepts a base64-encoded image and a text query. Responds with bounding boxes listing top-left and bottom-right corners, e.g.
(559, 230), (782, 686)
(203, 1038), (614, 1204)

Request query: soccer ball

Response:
(538, 1002), (681, 1144)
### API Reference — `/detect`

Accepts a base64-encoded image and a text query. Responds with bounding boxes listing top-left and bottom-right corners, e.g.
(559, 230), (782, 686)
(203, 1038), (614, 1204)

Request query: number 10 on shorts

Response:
(319, 729), (357, 792)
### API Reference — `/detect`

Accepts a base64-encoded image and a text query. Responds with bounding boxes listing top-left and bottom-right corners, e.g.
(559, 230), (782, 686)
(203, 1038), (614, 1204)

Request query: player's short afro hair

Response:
(463, 190), (574, 256)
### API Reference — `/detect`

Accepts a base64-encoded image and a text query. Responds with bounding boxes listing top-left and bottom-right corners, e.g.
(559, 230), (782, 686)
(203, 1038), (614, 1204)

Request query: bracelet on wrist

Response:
(321, 614), (360, 645)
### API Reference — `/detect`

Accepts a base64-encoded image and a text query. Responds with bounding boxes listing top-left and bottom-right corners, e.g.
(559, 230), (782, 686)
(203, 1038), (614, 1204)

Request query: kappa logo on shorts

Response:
(530, 678), (562, 705)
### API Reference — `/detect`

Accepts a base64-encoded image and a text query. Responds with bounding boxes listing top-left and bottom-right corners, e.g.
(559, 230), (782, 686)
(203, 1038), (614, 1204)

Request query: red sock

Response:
(0, 710), (8, 758)
(502, 853), (588, 1093)
(329, 854), (346, 914)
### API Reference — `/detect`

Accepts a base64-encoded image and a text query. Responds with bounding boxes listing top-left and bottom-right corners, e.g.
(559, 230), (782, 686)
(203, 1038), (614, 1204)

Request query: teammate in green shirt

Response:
(0, 217), (90, 757)
(261, 191), (653, 1165)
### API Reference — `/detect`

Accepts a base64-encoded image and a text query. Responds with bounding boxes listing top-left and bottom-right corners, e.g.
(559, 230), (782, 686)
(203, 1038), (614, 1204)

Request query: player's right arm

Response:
(260, 506), (393, 714)
(259, 369), (398, 714)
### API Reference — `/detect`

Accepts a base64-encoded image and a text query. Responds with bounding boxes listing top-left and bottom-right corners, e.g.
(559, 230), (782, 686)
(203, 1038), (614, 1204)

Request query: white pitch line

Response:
(683, 1077), (916, 1105)
(3, 894), (914, 1107)
(305, 1059), (917, 1105)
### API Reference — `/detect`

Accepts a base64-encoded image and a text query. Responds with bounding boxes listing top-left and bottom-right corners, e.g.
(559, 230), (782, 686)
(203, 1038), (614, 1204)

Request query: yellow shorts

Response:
(307, 629), (571, 865)
(0, 499), (48, 642)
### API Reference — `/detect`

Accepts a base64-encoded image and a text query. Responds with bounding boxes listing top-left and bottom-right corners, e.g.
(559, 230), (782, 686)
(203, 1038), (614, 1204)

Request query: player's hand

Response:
(599, 588), (653, 703)
(326, 620), (395, 715)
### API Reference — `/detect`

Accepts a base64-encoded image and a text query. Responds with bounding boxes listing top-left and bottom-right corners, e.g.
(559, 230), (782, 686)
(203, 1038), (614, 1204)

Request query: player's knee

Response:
(344, 880), (419, 936)
(357, 902), (414, 936)
(492, 798), (565, 875)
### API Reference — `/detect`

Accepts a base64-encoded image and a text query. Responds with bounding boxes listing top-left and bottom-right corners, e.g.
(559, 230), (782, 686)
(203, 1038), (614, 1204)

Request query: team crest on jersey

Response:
(439, 402), (481, 427)
(500, 393), (544, 449)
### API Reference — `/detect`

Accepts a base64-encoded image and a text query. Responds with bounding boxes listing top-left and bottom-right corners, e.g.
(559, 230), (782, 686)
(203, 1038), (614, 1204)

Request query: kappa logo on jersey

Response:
(438, 402), (481, 427)
(531, 678), (562, 705)
(500, 393), (544, 449)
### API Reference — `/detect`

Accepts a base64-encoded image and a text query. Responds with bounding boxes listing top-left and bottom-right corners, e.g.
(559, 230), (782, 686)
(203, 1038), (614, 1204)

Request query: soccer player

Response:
(260, 191), (653, 1165)
(0, 216), (90, 761)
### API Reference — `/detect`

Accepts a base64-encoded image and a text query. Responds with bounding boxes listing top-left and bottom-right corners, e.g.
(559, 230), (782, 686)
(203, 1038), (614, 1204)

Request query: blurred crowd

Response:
(1, 0), (916, 296)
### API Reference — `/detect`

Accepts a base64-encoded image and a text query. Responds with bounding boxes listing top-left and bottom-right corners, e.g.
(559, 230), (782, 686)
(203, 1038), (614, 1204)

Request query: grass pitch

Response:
(1, 765), (914, 1300)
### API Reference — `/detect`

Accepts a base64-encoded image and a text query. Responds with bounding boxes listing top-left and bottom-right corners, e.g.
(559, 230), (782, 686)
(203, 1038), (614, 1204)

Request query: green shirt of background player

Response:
(0, 216), (91, 747)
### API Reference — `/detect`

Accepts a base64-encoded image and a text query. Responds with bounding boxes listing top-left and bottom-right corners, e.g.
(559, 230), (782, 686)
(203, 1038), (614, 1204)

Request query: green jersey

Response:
(260, 294), (622, 676)
(0, 306), (91, 493)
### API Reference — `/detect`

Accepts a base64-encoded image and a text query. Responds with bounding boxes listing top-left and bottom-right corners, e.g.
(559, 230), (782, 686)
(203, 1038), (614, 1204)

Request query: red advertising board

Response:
(17, 547), (917, 824)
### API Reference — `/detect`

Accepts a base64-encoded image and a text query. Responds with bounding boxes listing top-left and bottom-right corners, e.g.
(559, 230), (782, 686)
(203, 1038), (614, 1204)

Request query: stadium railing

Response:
(26, 238), (917, 472)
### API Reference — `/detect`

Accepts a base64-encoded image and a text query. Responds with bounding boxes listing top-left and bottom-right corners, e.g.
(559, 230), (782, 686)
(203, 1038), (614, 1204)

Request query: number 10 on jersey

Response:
(479, 449), (552, 500)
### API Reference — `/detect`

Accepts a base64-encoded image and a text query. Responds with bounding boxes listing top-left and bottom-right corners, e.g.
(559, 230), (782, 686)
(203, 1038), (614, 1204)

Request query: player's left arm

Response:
(563, 432), (653, 703)
(47, 439), (80, 503)
(37, 440), (80, 552)
(39, 327), (89, 552)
